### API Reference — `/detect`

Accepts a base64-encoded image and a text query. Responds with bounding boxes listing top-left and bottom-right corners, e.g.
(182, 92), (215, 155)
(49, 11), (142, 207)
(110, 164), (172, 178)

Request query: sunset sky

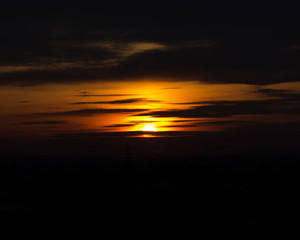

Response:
(2, 3), (300, 239)
(1, 0), (300, 158)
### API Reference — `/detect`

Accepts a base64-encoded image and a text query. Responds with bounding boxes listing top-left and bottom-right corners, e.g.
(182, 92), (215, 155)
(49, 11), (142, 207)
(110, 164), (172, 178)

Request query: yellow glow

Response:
(142, 125), (158, 132)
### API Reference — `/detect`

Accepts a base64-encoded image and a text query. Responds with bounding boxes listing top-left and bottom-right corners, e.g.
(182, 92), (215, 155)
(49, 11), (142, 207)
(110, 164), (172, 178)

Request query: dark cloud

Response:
(173, 88), (300, 106)
(51, 130), (198, 139)
(2, 35), (298, 86)
(165, 120), (249, 128)
(71, 98), (161, 105)
(0, 0), (300, 86)
(128, 120), (157, 124)
(171, 120), (199, 123)
(136, 102), (300, 118)
(32, 108), (147, 117)
(14, 120), (67, 125)
(77, 94), (138, 97)
(257, 88), (300, 100)
(136, 90), (300, 118)
(104, 124), (135, 128)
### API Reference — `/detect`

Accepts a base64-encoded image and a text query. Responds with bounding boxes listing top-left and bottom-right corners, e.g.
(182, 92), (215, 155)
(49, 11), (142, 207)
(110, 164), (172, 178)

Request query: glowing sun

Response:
(142, 125), (158, 132)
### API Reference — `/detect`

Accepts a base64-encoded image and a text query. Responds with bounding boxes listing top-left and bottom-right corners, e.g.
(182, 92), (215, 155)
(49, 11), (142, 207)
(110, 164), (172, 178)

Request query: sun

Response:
(142, 124), (158, 132)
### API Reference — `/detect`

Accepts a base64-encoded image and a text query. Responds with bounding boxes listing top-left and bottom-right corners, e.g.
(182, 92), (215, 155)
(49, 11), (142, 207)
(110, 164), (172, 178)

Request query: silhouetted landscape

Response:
(1, 135), (300, 239)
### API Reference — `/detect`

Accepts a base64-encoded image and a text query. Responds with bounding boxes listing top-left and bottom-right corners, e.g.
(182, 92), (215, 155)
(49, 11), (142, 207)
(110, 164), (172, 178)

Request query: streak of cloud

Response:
(31, 108), (148, 117)
(71, 98), (161, 105)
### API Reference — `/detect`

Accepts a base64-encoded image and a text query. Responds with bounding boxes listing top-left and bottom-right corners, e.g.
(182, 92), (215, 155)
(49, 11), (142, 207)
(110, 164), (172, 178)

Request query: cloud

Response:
(173, 88), (300, 106)
(257, 88), (300, 100)
(104, 123), (135, 128)
(77, 94), (138, 97)
(49, 41), (168, 69)
(31, 108), (148, 117)
(135, 91), (300, 118)
(14, 120), (67, 125)
(71, 98), (161, 105)
(164, 120), (250, 128)
(128, 120), (157, 124)
(0, 41), (213, 78)
(0, 61), (94, 74)
(0, 6), (299, 86)
(81, 41), (167, 57)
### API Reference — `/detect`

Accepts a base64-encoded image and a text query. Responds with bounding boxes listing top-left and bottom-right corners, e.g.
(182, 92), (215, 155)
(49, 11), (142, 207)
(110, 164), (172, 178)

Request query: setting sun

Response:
(142, 125), (158, 132)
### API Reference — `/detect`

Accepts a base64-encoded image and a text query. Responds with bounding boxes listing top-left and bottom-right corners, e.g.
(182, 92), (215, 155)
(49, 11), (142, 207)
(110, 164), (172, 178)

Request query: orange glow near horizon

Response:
(1, 78), (299, 137)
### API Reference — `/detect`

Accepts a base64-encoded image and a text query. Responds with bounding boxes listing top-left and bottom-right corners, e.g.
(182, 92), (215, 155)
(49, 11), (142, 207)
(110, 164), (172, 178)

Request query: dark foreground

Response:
(1, 155), (300, 239)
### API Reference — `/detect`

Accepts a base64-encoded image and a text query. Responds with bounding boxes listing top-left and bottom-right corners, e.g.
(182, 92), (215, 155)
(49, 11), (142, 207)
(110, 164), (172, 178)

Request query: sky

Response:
(1, 0), (300, 160)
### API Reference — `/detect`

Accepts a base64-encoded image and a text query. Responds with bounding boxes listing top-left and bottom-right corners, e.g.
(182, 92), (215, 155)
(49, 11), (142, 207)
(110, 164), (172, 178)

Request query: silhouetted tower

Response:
(126, 142), (132, 169)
